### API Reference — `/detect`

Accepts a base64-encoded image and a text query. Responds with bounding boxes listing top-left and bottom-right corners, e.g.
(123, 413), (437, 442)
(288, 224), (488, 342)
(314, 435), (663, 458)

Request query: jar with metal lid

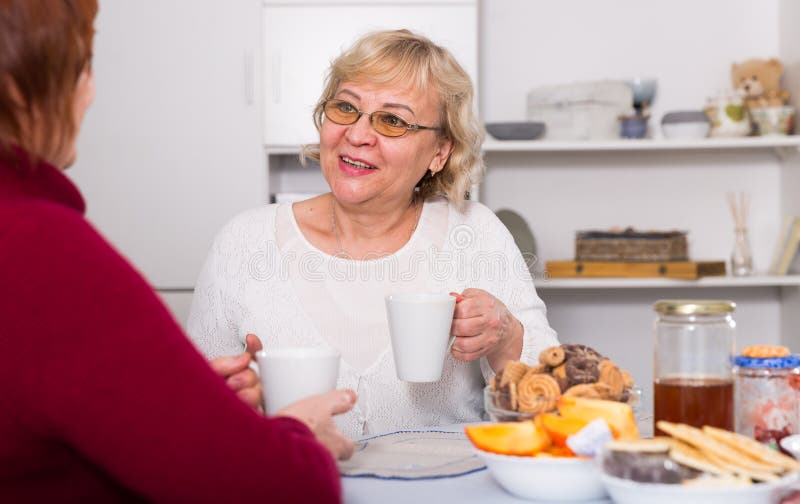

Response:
(733, 354), (800, 450)
(653, 300), (736, 433)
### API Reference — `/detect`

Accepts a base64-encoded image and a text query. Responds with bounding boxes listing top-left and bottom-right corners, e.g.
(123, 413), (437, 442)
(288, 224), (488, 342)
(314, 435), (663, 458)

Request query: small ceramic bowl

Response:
(749, 106), (796, 136)
(661, 111), (711, 139)
(485, 121), (545, 140)
(473, 447), (607, 501)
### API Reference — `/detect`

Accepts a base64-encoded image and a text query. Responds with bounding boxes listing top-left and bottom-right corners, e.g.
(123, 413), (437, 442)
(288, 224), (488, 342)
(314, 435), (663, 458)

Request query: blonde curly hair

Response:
(302, 29), (483, 208)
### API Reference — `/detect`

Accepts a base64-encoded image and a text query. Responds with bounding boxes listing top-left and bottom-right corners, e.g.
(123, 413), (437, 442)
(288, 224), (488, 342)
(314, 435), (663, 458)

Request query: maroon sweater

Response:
(0, 151), (341, 503)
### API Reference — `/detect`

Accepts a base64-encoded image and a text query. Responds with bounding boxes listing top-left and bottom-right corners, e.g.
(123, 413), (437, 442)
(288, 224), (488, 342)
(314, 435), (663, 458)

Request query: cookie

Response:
(563, 382), (610, 399)
(499, 360), (529, 388)
(620, 370), (634, 389)
(702, 425), (800, 472)
(669, 439), (732, 477)
(562, 343), (603, 362)
(741, 345), (791, 359)
(598, 359), (625, 400)
(517, 373), (560, 414)
(539, 346), (566, 367)
(565, 357), (600, 387)
(656, 421), (781, 476)
(702, 448), (780, 483)
(509, 381), (518, 411)
(525, 364), (548, 376)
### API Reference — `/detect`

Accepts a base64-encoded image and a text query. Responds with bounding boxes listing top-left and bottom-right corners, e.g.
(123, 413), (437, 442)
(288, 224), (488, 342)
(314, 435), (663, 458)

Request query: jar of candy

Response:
(733, 353), (800, 450)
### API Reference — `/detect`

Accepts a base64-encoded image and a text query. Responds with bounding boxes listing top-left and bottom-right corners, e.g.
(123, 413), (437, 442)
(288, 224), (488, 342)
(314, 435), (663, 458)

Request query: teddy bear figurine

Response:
(731, 58), (791, 110)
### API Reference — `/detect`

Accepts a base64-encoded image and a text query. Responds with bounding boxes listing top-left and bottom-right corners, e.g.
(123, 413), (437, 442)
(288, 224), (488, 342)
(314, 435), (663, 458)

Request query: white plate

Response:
(474, 448), (608, 501)
(601, 472), (799, 504)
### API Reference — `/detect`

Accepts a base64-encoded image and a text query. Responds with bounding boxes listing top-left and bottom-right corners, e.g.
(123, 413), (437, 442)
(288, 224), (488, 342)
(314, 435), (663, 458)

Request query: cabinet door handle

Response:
(271, 50), (281, 104)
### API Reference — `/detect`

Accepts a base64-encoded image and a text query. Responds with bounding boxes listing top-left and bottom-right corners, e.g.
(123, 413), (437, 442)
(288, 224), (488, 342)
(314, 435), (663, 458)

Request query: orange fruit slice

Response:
(465, 420), (551, 456)
(557, 396), (639, 440)
(539, 412), (589, 448)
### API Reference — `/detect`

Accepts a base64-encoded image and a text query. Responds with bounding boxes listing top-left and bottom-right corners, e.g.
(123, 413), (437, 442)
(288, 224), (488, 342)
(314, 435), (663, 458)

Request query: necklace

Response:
(331, 196), (421, 257)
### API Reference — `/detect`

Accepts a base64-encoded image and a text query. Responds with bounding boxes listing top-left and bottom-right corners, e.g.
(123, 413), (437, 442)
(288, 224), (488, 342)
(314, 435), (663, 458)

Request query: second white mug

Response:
(385, 292), (456, 382)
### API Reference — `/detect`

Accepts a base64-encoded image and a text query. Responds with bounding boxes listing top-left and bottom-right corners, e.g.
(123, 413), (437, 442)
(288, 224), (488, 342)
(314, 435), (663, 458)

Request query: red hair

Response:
(0, 0), (98, 165)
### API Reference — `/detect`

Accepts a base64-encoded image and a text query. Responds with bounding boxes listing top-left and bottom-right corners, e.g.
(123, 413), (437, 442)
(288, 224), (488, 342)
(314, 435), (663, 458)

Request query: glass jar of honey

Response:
(733, 355), (800, 450)
(653, 300), (736, 434)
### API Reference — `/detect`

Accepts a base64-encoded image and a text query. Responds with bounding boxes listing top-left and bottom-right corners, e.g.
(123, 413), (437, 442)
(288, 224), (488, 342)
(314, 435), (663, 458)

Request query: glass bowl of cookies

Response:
(484, 344), (642, 422)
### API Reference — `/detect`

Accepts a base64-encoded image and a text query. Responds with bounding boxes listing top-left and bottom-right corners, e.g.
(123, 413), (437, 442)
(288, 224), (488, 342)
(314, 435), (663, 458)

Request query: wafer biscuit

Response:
(702, 448), (781, 482)
(702, 425), (800, 472)
(669, 439), (732, 477)
(656, 421), (782, 475)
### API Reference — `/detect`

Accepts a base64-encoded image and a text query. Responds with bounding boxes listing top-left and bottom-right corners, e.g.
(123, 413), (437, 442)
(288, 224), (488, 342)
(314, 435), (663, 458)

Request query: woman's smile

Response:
(339, 154), (378, 176)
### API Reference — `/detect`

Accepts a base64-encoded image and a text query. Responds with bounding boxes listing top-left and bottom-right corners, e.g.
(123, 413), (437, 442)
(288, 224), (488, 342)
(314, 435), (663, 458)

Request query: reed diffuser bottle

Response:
(728, 192), (753, 276)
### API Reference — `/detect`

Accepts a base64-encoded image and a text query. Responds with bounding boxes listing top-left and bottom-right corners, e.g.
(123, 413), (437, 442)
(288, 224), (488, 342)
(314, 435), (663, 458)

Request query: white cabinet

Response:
(262, 0), (478, 200)
(72, 0), (265, 290)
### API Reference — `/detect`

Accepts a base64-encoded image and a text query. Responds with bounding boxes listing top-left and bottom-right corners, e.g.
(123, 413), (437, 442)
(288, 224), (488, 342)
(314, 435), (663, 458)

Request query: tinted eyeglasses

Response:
(323, 99), (441, 138)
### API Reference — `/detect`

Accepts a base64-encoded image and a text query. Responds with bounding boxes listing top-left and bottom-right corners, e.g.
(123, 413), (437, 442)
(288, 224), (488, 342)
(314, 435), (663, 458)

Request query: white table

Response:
(341, 424), (613, 504)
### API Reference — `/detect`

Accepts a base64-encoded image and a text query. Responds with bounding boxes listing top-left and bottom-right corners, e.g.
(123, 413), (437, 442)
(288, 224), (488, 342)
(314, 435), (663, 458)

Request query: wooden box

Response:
(575, 229), (688, 262)
(545, 260), (726, 280)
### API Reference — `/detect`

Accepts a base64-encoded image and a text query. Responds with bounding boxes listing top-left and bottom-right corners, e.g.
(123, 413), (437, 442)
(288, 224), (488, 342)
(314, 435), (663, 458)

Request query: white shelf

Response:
(482, 135), (800, 153)
(266, 145), (307, 155)
(267, 136), (800, 156)
(535, 275), (800, 289)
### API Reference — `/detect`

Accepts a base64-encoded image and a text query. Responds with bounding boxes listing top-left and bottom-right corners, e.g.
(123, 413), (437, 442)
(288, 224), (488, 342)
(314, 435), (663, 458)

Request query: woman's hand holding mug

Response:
(208, 333), (264, 411)
(277, 390), (357, 460)
(449, 288), (523, 372)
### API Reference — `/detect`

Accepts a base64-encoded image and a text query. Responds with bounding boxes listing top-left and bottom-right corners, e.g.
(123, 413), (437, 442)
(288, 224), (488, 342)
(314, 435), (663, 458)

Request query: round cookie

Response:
(598, 359), (625, 400)
(565, 357), (600, 387)
(539, 346), (566, 367)
(517, 373), (561, 414)
(562, 343), (603, 362)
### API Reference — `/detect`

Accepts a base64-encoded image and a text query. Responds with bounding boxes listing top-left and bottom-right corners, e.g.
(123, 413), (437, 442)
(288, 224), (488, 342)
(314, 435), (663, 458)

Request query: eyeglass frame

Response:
(322, 99), (442, 138)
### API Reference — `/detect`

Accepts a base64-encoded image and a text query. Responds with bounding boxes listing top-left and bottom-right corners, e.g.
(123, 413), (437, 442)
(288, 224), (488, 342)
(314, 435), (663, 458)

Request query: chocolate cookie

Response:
(565, 357), (600, 387)
(562, 343), (604, 362)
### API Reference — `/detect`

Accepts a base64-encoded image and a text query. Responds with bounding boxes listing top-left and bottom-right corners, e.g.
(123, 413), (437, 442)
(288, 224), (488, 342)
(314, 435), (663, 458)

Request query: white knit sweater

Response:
(187, 197), (558, 438)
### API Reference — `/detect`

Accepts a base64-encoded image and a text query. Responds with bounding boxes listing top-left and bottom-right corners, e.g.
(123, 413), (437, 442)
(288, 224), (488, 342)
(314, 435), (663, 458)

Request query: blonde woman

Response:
(188, 29), (558, 437)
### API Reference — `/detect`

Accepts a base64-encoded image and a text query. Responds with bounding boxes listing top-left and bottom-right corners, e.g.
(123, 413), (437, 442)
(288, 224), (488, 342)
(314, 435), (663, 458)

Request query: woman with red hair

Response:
(0, 1), (352, 501)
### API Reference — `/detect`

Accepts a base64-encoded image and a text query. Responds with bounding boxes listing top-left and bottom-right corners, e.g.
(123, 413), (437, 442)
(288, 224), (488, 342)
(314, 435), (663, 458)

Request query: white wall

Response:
(480, 0), (779, 124)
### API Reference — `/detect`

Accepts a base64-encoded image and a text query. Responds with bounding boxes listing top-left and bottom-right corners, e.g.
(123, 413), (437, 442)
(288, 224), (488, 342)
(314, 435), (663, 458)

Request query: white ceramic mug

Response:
(385, 293), (457, 382)
(255, 347), (340, 415)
